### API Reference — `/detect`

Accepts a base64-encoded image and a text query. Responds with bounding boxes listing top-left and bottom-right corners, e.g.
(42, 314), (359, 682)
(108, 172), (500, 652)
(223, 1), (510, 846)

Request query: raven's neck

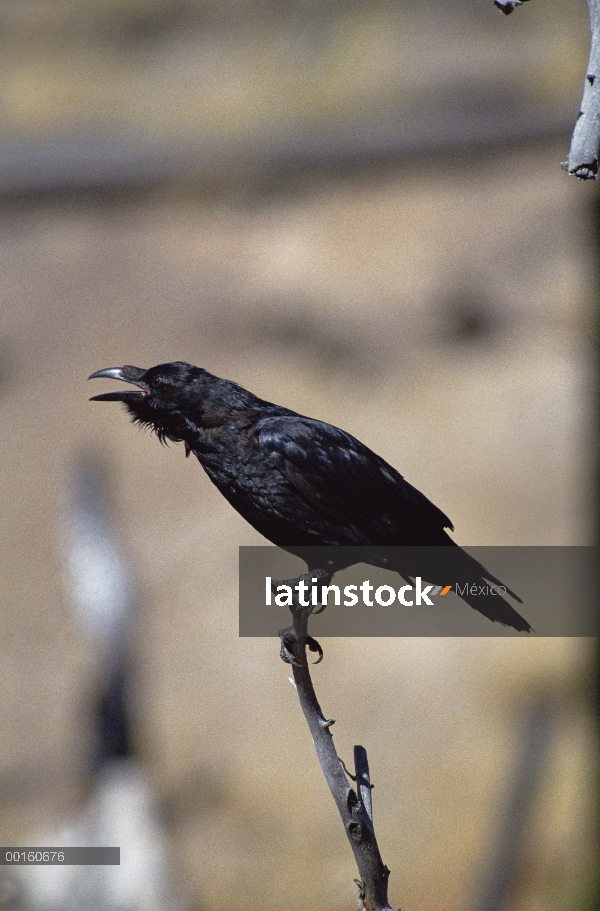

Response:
(190, 377), (261, 428)
(173, 381), (291, 462)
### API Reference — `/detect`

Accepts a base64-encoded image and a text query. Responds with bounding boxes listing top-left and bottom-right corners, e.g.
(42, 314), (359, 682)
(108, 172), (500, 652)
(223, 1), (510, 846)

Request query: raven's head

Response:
(88, 361), (203, 447)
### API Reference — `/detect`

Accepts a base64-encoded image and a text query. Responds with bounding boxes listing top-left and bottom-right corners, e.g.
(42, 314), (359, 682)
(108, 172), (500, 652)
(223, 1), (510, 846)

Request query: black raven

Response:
(89, 361), (532, 633)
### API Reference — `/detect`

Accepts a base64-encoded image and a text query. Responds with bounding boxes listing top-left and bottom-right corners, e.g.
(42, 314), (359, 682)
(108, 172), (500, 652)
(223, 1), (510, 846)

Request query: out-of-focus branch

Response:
(474, 698), (553, 911)
(565, 0), (600, 178)
(278, 580), (393, 911)
(495, 0), (600, 179)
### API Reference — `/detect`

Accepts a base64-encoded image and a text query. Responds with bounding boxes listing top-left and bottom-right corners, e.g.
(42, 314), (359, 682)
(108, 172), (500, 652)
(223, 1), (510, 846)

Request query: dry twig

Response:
(495, 0), (600, 179)
(277, 575), (394, 911)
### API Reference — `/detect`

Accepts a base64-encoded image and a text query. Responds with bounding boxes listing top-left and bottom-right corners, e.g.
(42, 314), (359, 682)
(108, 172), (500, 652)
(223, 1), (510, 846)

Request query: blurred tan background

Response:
(0, 1), (598, 910)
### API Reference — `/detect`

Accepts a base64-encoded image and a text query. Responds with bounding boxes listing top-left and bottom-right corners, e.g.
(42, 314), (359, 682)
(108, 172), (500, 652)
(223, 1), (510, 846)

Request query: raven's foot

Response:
(279, 626), (324, 665)
(271, 567), (333, 616)
(274, 567), (331, 665)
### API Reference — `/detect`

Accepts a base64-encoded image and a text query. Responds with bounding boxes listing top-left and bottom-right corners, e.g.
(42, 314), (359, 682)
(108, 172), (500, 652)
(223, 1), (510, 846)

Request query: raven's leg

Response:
(274, 568), (331, 665)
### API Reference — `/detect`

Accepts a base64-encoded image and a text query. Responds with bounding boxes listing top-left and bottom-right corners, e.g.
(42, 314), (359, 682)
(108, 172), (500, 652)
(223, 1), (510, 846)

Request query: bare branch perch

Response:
(565, 0), (600, 178)
(494, 0), (600, 178)
(278, 581), (394, 911)
(493, 0), (531, 15)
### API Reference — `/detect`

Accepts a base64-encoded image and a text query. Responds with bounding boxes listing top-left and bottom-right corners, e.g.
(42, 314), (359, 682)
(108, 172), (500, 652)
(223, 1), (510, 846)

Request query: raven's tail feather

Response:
(454, 586), (533, 633)
(388, 544), (533, 634)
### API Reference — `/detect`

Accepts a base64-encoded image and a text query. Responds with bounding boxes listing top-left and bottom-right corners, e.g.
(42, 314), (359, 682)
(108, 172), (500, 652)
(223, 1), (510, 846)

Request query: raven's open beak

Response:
(88, 365), (148, 401)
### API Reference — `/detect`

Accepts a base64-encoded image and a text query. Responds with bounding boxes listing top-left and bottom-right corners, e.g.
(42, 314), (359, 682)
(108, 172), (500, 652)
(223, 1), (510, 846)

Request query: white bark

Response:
(566, 0), (600, 178)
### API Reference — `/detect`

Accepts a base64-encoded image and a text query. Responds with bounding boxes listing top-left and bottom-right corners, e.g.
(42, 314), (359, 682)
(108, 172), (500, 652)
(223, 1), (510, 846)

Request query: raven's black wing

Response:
(253, 415), (453, 546)
(252, 415), (532, 632)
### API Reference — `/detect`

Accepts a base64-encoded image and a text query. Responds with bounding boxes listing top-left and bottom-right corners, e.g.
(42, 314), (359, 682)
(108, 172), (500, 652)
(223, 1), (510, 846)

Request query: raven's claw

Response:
(306, 635), (324, 663)
(279, 630), (302, 665)
(278, 628), (324, 665)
